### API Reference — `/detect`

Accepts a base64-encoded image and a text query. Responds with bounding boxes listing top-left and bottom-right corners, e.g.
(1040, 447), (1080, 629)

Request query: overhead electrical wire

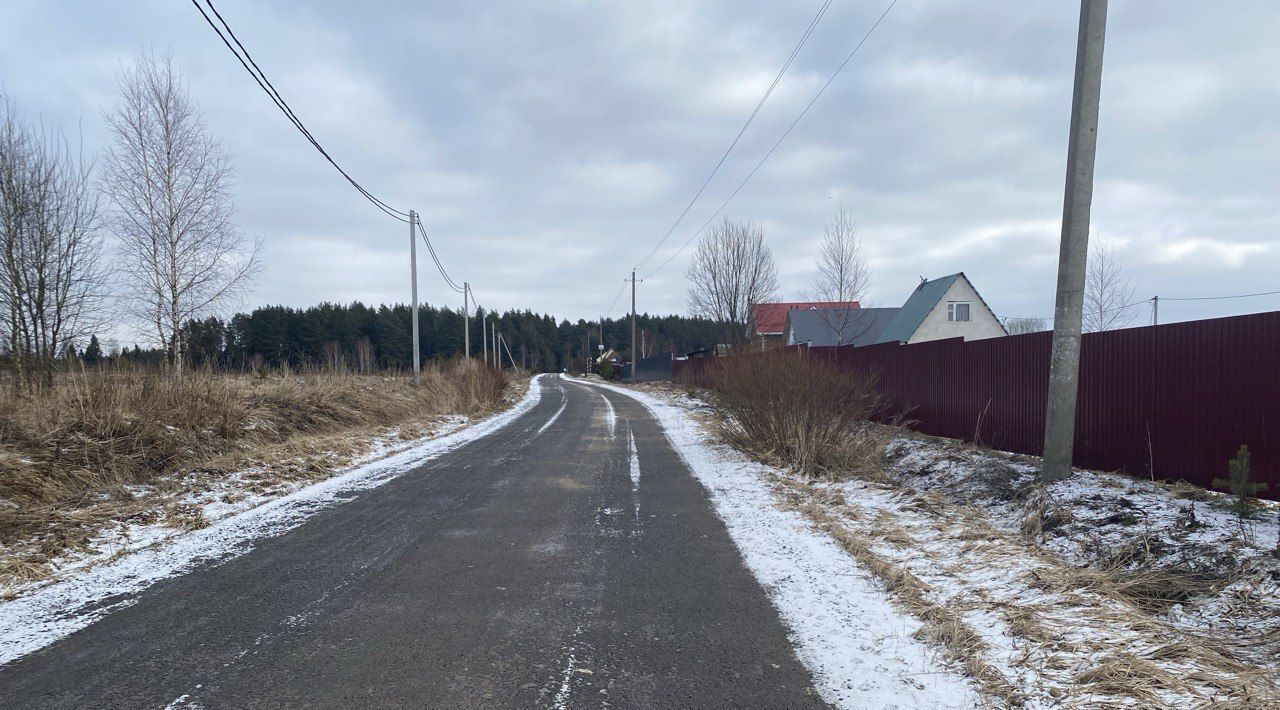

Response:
(1160, 288), (1280, 302)
(415, 214), (466, 294)
(642, 0), (900, 280)
(192, 0), (410, 222)
(631, 0), (832, 273)
(604, 280), (627, 317)
(194, 0), (481, 316)
(1000, 286), (1280, 325)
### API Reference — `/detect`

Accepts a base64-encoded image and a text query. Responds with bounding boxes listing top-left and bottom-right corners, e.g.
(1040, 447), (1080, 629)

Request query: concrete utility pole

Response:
(499, 333), (517, 369)
(409, 210), (420, 386)
(463, 282), (470, 359)
(491, 321), (497, 368)
(1151, 295), (1159, 326)
(630, 271), (638, 382)
(1041, 0), (1108, 483)
(482, 309), (488, 366)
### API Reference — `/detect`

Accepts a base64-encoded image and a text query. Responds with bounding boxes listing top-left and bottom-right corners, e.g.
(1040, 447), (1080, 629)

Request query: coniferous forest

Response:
(103, 302), (735, 373)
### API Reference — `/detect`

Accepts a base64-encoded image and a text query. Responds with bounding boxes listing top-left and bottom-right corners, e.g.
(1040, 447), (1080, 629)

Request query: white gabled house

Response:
(875, 272), (1006, 344)
(784, 272), (1006, 347)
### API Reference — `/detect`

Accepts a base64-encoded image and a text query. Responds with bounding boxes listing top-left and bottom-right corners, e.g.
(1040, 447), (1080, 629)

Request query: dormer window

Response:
(947, 301), (971, 322)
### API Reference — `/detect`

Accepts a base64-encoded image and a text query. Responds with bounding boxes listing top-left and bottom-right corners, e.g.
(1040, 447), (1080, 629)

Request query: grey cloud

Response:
(1, 0), (1276, 333)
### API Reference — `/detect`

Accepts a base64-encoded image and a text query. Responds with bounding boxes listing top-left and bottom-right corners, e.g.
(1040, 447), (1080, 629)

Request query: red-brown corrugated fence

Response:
(674, 311), (1279, 497)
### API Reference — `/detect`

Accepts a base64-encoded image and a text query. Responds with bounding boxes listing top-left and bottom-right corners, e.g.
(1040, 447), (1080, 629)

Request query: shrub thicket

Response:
(707, 349), (882, 479)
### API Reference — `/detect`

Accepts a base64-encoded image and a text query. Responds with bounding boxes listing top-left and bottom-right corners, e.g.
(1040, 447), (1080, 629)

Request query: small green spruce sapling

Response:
(1212, 444), (1267, 523)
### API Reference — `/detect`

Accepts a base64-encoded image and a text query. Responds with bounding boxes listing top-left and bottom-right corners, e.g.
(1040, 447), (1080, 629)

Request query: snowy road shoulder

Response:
(570, 377), (977, 709)
(0, 374), (546, 667)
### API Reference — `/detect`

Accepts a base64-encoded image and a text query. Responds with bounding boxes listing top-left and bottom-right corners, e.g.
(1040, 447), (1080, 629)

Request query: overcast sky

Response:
(2, 1), (1277, 333)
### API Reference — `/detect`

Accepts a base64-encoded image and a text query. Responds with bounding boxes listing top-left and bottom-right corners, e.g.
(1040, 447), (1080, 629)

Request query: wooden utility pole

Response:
(1042, 0), (1108, 482)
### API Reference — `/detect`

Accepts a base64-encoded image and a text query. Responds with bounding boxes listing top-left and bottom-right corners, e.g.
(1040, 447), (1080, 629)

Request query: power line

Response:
(192, 0), (410, 222)
(415, 214), (465, 294)
(1160, 288), (1280, 302)
(631, 0), (832, 273)
(1001, 286), (1280, 323)
(642, 0), (900, 279)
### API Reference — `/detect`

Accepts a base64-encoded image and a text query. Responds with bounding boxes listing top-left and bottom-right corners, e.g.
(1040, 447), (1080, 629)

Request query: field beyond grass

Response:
(0, 361), (513, 593)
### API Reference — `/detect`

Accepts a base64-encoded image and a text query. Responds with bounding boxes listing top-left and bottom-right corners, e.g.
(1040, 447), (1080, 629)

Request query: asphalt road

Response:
(0, 376), (829, 709)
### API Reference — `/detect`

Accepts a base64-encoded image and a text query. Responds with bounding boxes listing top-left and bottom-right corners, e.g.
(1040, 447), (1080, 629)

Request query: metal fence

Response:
(675, 311), (1279, 498)
(627, 352), (676, 383)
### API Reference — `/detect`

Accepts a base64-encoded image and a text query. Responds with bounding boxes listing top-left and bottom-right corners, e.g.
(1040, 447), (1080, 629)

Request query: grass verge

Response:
(0, 360), (511, 590)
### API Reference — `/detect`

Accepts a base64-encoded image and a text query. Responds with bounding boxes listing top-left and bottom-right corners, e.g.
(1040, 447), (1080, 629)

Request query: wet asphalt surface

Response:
(0, 376), (830, 709)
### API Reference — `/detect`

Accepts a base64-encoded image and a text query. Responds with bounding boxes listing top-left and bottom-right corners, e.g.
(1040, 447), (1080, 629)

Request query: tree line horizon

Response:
(74, 301), (736, 374)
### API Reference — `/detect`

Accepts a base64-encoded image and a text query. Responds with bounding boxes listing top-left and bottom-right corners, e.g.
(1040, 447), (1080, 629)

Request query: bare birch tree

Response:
(1, 95), (109, 388)
(686, 216), (778, 328)
(804, 206), (871, 344)
(810, 206), (869, 304)
(102, 53), (259, 375)
(1082, 238), (1137, 333)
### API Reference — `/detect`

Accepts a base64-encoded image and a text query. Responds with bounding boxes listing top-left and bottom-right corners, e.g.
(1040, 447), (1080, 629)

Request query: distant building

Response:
(785, 307), (899, 347)
(877, 273), (1006, 344)
(749, 301), (860, 348)
(784, 273), (1005, 347)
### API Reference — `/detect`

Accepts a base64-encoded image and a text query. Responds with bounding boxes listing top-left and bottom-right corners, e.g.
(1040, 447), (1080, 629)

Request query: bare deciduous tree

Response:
(686, 216), (779, 329)
(1, 95), (109, 389)
(1082, 238), (1137, 333)
(810, 206), (869, 304)
(1004, 317), (1046, 335)
(102, 53), (260, 375)
(804, 206), (872, 345)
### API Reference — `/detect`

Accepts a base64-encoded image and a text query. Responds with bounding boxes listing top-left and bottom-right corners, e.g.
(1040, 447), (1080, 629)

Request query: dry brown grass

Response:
(778, 481), (1024, 706)
(706, 350), (886, 480)
(0, 359), (508, 557)
(1026, 558), (1226, 615)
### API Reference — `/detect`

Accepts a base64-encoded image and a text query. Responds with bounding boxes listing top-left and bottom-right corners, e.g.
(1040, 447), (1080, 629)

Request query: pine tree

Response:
(82, 335), (103, 365)
(1212, 445), (1267, 520)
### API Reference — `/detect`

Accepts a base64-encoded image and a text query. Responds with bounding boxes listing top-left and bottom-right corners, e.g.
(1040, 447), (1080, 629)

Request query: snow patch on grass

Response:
(886, 435), (1280, 672)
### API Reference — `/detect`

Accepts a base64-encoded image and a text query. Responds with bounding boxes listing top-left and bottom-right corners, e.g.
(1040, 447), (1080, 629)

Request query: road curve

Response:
(0, 375), (829, 709)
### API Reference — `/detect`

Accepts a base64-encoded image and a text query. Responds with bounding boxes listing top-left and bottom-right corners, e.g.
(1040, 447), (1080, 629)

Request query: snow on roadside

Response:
(15, 414), (471, 596)
(570, 376), (978, 709)
(886, 435), (1280, 672)
(812, 478), (1274, 707)
(0, 374), (545, 667)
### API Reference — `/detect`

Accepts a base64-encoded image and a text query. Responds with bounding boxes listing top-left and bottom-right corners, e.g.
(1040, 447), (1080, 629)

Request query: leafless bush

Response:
(708, 349), (881, 478)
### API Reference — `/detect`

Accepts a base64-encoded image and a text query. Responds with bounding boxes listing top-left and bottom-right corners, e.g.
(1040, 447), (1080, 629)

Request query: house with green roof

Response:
(874, 272), (1006, 344)
(783, 273), (1006, 347)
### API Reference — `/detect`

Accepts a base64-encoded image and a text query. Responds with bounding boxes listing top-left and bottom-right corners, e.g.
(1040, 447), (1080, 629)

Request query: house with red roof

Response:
(749, 301), (860, 348)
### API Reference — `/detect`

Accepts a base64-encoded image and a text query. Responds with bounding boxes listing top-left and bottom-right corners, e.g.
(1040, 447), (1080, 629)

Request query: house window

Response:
(947, 301), (971, 322)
